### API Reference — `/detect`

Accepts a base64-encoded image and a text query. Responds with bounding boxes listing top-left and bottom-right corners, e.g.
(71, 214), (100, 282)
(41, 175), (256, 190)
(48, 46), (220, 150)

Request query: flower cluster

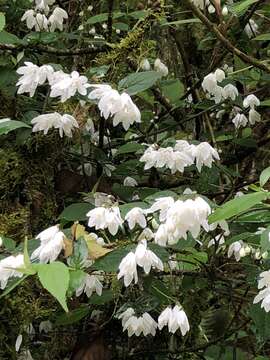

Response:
(191, 0), (228, 15)
(152, 196), (211, 246)
(118, 305), (190, 337)
(254, 270), (270, 312)
(31, 112), (79, 137)
(87, 205), (123, 236)
(140, 140), (219, 174)
(88, 85), (141, 130)
(31, 225), (65, 263)
(76, 273), (103, 298)
(202, 68), (239, 103)
(21, 0), (68, 32)
(0, 254), (25, 290)
(118, 240), (163, 287)
(227, 240), (251, 262)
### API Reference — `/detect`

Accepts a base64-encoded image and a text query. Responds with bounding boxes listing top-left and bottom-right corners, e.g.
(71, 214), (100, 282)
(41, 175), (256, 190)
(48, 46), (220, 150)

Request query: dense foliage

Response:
(1, 0), (270, 359)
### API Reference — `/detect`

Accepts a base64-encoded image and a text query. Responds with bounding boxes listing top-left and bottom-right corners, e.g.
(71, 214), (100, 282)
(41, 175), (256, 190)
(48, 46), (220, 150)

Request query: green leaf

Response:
(230, 0), (258, 15)
(260, 226), (270, 252)
(92, 246), (133, 272)
(250, 304), (270, 340)
(0, 13), (5, 31)
(67, 238), (88, 268)
(260, 99), (270, 106)
(68, 270), (85, 297)
(37, 262), (70, 312)
(118, 71), (162, 95)
(86, 12), (124, 25)
(55, 305), (89, 325)
(0, 275), (28, 298)
(161, 18), (201, 26)
(0, 235), (16, 251)
(253, 33), (270, 41)
(89, 289), (114, 305)
(128, 10), (148, 19)
(208, 192), (270, 223)
(0, 119), (30, 136)
(0, 31), (23, 45)
(119, 202), (148, 218)
(260, 167), (270, 187)
(58, 203), (94, 222)
(116, 142), (144, 156)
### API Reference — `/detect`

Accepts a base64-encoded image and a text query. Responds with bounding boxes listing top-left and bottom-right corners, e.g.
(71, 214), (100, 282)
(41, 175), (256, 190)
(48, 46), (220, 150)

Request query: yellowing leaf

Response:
(64, 238), (73, 258)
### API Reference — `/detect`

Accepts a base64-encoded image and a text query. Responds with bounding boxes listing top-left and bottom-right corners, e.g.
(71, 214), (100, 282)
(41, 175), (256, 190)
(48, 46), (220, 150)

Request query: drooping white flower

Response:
(112, 93), (141, 130)
(248, 108), (261, 125)
(50, 71), (89, 102)
(0, 254), (25, 290)
(191, 142), (220, 172)
(158, 305), (190, 335)
(154, 58), (168, 77)
(148, 197), (175, 222)
(76, 274), (103, 298)
(222, 84), (238, 100)
(140, 59), (151, 71)
(209, 220), (230, 236)
(21, 10), (49, 31)
(21, 10), (37, 30)
(257, 271), (270, 289)
(135, 240), (163, 274)
(96, 88), (123, 119)
(15, 334), (23, 352)
(31, 112), (79, 137)
(243, 94), (260, 109)
(48, 7), (68, 32)
(254, 287), (270, 312)
(18, 349), (34, 360)
(125, 207), (147, 230)
(39, 320), (53, 333)
(227, 240), (250, 261)
(35, 0), (56, 14)
(123, 312), (158, 337)
(222, 6), (228, 16)
(232, 113), (248, 129)
(87, 206), (123, 235)
(117, 252), (138, 287)
(16, 62), (54, 97)
(31, 225), (65, 263)
(123, 176), (138, 187)
(244, 19), (259, 38)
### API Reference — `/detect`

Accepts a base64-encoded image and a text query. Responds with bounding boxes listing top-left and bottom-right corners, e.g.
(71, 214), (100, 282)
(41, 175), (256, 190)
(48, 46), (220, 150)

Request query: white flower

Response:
(232, 113), (248, 129)
(248, 108), (261, 125)
(89, 27), (96, 35)
(48, 7), (68, 32)
(117, 252), (138, 287)
(76, 274), (103, 297)
(243, 94), (260, 109)
(50, 71), (89, 102)
(118, 307), (135, 327)
(208, 4), (215, 13)
(18, 349), (34, 360)
(31, 225), (65, 263)
(202, 73), (218, 94)
(15, 334), (23, 352)
(208, 234), (225, 248)
(158, 305), (190, 335)
(257, 271), (270, 289)
(227, 240), (248, 261)
(123, 312), (157, 337)
(88, 84), (113, 101)
(96, 88), (123, 119)
(244, 19), (259, 38)
(21, 10), (48, 31)
(138, 228), (154, 241)
(21, 10), (36, 30)
(35, 0), (56, 14)
(31, 112), (78, 137)
(0, 254), (25, 290)
(140, 59), (151, 71)
(149, 197), (175, 221)
(112, 93), (141, 130)
(123, 176), (138, 187)
(222, 6), (228, 16)
(192, 142), (220, 172)
(16, 62), (54, 97)
(254, 288), (270, 312)
(222, 84), (238, 100)
(125, 207), (147, 230)
(135, 240), (163, 274)
(39, 320), (53, 333)
(87, 206), (123, 235)
(154, 58), (168, 77)
(209, 220), (230, 236)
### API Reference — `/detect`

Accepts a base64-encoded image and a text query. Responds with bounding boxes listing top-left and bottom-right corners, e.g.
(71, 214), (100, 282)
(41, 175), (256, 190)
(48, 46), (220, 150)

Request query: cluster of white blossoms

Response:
(87, 206), (123, 236)
(16, 63), (141, 133)
(31, 225), (65, 263)
(31, 112), (79, 137)
(118, 240), (163, 287)
(118, 305), (189, 337)
(254, 270), (270, 312)
(88, 85), (141, 130)
(231, 94), (261, 129)
(139, 58), (168, 77)
(76, 273), (103, 298)
(191, 0), (228, 15)
(0, 254), (25, 289)
(21, 0), (68, 32)
(140, 140), (220, 174)
(244, 19), (259, 38)
(152, 196), (211, 246)
(227, 240), (251, 262)
(202, 68), (239, 104)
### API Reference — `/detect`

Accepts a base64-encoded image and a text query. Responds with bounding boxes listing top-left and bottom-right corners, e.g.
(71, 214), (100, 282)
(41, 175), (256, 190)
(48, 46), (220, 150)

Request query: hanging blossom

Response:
(125, 207), (147, 230)
(227, 240), (251, 262)
(31, 112), (79, 137)
(88, 85), (141, 130)
(21, 0), (68, 32)
(31, 225), (65, 263)
(39, 320), (53, 333)
(153, 196), (211, 246)
(191, 0), (228, 14)
(0, 254), (25, 290)
(76, 273), (103, 298)
(244, 19), (259, 39)
(140, 58), (151, 71)
(117, 240), (163, 287)
(16, 62), (54, 97)
(158, 305), (190, 335)
(118, 308), (158, 337)
(123, 176), (138, 187)
(254, 270), (270, 312)
(230, 107), (248, 129)
(140, 140), (219, 174)
(243, 94), (261, 125)
(154, 58), (168, 77)
(202, 68), (239, 104)
(87, 205), (123, 236)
